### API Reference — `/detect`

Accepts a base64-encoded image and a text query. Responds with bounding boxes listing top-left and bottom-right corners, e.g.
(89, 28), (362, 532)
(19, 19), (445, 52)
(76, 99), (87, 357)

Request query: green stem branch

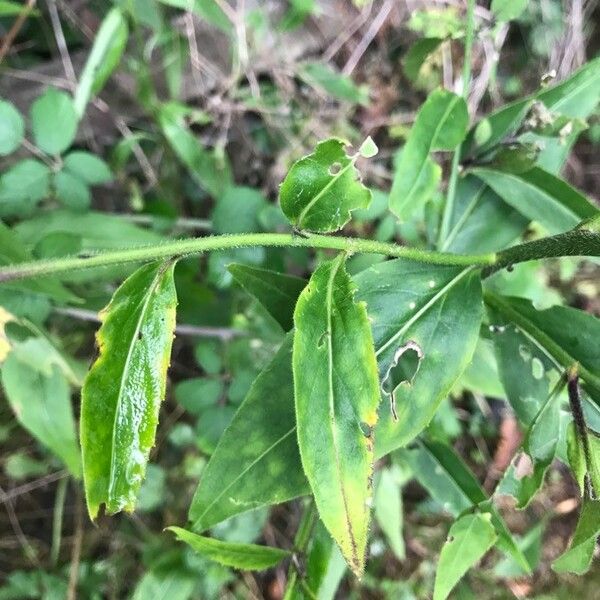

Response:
(437, 0), (476, 248)
(0, 233), (496, 283)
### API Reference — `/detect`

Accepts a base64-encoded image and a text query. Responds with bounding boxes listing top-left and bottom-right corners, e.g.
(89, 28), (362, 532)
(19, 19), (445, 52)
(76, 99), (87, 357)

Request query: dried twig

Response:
(0, 0), (37, 63)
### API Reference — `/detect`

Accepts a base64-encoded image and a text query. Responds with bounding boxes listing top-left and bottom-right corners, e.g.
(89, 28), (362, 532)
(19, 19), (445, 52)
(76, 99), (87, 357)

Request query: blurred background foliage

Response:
(0, 0), (599, 598)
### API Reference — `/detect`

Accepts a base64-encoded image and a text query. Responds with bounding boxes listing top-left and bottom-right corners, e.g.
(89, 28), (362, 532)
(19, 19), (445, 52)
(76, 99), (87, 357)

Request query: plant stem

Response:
(0, 233), (496, 283)
(437, 0), (476, 248)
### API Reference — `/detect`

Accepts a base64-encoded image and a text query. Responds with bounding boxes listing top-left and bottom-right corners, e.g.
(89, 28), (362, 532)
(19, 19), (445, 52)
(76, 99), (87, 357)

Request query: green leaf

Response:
(442, 175), (528, 254)
(228, 264), (306, 331)
(374, 468), (405, 560)
(81, 261), (177, 519)
(293, 254), (380, 575)
(0, 159), (50, 216)
(433, 513), (497, 600)
(190, 259), (484, 532)
(175, 377), (223, 415)
(211, 186), (266, 233)
(0, 100), (24, 155)
(279, 138), (374, 233)
(402, 37), (443, 82)
(63, 151), (113, 185)
(495, 380), (563, 508)
(400, 440), (530, 572)
(167, 527), (290, 570)
(189, 335), (309, 531)
(300, 62), (369, 105)
(156, 0), (232, 32)
(73, 8), (129, 117)
(472, 166), (598, 234)
(390, 88), (468, 220)
(0, 0), (39, 15)
(463, 57), (600, 160)
(484, 293), (600, 401)
(552, 500), (600, 574)
(288, 521), (346, 600)
(491, 0), (527, 21)
(54, 171), (91, 211)
(157, 102), (232, 198)
(358, 261), (482, 456)
(30, 88), (77, 155)
(1, 355), (81, 477)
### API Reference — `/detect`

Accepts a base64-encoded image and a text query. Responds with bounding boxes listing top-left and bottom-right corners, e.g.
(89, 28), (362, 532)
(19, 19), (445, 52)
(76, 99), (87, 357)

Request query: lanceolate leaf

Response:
(293, 254), (380, 575)
(433, 513), (497, 600)
(390, 88), (468, 220)
(1, 355), (80, 477)
(463, 56), (600, 159)
(189, 335), (309, 531)
(279, 138), (374, 233)
(471, 167), (598, 234)
(81, 261), (177, 519)
(157, 102), (232, 198)
(552, 500), (600, 575)
(228, 264), (307, 331)
(73, 8), (128, 117)
(167, 527), (290, 570)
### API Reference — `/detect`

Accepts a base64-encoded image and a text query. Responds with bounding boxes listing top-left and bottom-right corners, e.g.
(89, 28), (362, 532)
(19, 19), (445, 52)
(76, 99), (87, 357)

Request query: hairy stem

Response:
(437, 0), (476, 247)
(0, 232), (496, 282)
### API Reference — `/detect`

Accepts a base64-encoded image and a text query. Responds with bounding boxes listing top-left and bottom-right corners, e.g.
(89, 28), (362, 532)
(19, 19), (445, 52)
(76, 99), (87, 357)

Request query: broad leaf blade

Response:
(357, 261), (482, 455)
(279, 138), (374, 233)
(228, 264), (306, 331)
(168, 527), (289, 570)
(433, 513), (497, 600)
(390, 88), (468, 220)
(293, 255), (380, 575)
(81, 261), (177, 519)
(189, 334), (309, 531)
(73, 8), (128, 117)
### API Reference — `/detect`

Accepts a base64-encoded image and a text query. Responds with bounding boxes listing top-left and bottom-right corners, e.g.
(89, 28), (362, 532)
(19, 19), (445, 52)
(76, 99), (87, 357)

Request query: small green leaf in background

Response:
(63, 151), (113, 185)
(157, 0), (232, 33)
(433, 513), (497, 600)
(0, 159), (51, 217)
(1, 354), (81, 477)
(0, 100), (24, 155)
(30, 88), (78, 155)
(300, 62), (369, 105)
(491, 0), (528, 22)
(402, 37), (443, 82)
(552, 500), (600, 575)
(228, 263), (306, 331)
(0, 0), (40, 15)
(293, 254), (380, 575)
(279, 137), (375, 233)
(374, 467), (405, 560)
(175, 377), (223, 415)
(81, 261), (177, 519)
(53, 170), (91, 211)
(167, 527), (290, 570)
(158, 102), (232, 198)
(73, 8), (129, 117)
(390, 88), (468, 220)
